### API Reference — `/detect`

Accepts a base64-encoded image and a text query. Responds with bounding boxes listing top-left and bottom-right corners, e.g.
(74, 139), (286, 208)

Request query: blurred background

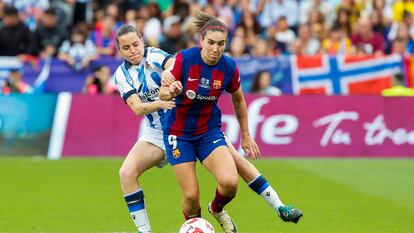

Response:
(0, 0), (413, 232)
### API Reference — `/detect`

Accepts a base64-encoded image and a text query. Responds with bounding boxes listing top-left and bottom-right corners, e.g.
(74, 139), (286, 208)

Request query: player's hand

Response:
(169, 81), (183, 98)
(160, 100), (175, 110)
(161, 70), (176, 87)
(241, 135), (261, 159)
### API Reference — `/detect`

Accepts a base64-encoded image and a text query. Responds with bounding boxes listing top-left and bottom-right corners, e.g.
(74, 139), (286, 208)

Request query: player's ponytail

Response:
(115, 25), (144, 50)
(194, 11), (228, 39)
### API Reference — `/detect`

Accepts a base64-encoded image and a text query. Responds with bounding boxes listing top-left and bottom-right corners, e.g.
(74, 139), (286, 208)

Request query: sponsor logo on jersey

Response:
(141, 88), (160, 101)
(196, 94), (217, 101)
(186, 90), (196, 99)
(199, 77), (210, 88)
(213, 80), (222, 89)
(188, 77), (198, 81)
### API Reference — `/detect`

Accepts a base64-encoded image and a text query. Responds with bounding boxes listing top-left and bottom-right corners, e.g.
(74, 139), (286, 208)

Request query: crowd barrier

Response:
(1, 94), (412, 157)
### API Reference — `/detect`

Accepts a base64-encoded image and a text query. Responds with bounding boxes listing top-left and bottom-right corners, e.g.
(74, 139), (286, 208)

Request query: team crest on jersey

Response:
(213, 80), (222, 89)
(172, 148), (181, 158)
(200, 77), (210, 88)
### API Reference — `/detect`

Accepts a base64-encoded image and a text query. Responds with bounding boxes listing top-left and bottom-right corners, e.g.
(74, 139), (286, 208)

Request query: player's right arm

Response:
(125, 94), (175, 116)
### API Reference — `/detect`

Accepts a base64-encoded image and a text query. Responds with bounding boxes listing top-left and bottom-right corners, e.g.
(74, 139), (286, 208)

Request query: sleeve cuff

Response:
(122, 90), (137, 103)
(162, 55), (175, 69)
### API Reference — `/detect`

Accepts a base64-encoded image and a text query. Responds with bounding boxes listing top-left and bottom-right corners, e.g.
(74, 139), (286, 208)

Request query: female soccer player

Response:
(160, 11), (302, 233)
(115, 23), (302, 233)
(113, 25), (176, 233)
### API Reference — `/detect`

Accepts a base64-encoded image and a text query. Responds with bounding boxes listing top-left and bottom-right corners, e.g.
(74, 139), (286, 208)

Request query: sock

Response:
(124, 189), (151, 232)
(210, 189), (235, 213)
(183, 208), (201, 220)
(248, 175), (284, 212)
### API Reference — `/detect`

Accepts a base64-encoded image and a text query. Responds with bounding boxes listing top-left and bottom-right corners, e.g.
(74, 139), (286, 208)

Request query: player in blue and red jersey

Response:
(160, 11), (258, 233)
(160, 11), (303, 232)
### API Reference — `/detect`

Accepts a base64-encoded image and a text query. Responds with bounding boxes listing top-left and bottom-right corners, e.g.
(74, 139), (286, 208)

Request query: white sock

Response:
(259, 185), (284, 212)
(124, 189), (151, 232)
(130, 210), (151, 232)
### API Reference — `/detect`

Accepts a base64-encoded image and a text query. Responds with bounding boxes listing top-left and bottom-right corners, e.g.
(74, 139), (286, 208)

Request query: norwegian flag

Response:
(291, 55), (402, 95)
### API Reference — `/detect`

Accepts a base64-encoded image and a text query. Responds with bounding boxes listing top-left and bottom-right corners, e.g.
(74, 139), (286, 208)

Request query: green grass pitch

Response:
(0, 157), (413, 233)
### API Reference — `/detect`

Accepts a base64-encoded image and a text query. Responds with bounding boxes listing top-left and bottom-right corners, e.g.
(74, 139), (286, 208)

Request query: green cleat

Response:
(277, 205), (303, 224)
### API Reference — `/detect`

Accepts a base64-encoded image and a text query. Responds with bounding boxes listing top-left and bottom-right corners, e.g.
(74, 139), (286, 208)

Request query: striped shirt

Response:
(114, 47), (173, 130)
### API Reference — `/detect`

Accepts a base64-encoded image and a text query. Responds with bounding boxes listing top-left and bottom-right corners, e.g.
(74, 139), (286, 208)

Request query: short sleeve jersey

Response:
(114, 47), (173, 130)
(163, 47), (241, 137)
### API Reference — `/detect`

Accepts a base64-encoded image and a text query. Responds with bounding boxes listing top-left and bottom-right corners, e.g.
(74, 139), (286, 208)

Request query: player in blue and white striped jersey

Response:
(113, 25), (175, 233)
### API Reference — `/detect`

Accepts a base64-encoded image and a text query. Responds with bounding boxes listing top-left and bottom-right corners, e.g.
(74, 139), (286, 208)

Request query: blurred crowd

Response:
(2, 0), (414, 95)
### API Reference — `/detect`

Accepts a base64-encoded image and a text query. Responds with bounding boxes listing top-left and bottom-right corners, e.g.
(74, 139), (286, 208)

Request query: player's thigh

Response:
(121, 140), (165, 174)
(172, 162), (200, 198)
(201, 146), (238, 184)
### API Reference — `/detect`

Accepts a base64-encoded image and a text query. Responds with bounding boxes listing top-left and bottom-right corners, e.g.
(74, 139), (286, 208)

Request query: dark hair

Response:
(194, 11), (228, 39)
(251, 70), (271, 92)
(115, 25), (143, 49)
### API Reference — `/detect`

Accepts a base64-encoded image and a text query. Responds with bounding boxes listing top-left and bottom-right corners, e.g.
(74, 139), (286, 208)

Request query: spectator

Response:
(237, 11), (262, 48)
(308, 9), (328, 41)
(382, 72), (414, 96)
(83, 65), (116, 95)
(391, 37), (414, 55)
(333, 8), (353, 36)
(252, 37), (276, 57)
(51, 0), (76, 32)
(159, 15), (187, 54)
(336, 0), (364, 25)
(4, 0), (49, 31)
(300, 0), (335, 27)
(351, 17), (386, 55)
(104, 2), (123, 29)
(228, 36), (249, 58)
(0, 6), (37, 56)
(388, 11), (414, 42)
(393, 0), (414, 23)
(370, 9), (389, 39)
(322, 24), (352, 55)
(290, 23), (321, 55)
(274, 16), (296, 46)
(58, 26), (98, 71)
(89, 15), (116, 56)
(2, 69), (33, 95)
(364, 0), (393, 24)
(255, 0), (299, 28)
(35, 8), (67, 58)
(137, 4), (162, 47)
(251, 70), (282, 96)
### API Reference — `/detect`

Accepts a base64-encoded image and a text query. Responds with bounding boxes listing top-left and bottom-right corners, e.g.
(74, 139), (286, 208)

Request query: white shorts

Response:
(138, 126), (168, 168)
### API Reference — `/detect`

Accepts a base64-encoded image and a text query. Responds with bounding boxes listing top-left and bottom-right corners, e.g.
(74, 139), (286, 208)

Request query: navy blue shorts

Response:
(164, 129), (227, 165)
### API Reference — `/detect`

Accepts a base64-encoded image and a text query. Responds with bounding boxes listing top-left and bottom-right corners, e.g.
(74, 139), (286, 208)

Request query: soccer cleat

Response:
(277, 205), (303, 223)
(208, 203), (238, 233)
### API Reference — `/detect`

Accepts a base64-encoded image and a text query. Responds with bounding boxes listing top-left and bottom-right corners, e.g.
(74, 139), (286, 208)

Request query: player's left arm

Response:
(228, 67), (261, 159)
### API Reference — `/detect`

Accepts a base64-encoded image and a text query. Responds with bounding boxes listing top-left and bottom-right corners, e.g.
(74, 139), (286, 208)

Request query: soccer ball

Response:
(179, 217), (215, 233)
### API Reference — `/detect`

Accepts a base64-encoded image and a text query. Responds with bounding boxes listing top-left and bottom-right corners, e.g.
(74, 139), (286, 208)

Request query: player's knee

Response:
(119, 166), (138, 182)
(219, 176), (238, 194)
(183, 189), (200, 205)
